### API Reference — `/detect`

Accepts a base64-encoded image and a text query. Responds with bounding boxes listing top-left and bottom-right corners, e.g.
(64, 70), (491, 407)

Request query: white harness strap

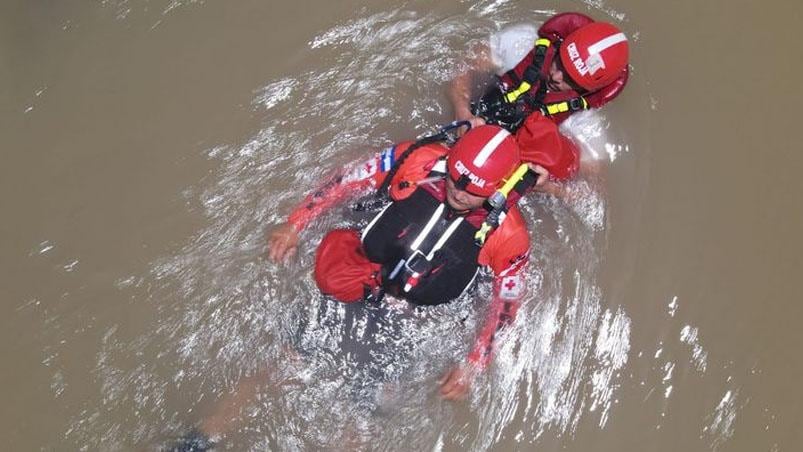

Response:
(427, 217), (464, 260)
(401, 204), (466, 293)
(361, 202), (393, 241)
(409, 203), (445, 251)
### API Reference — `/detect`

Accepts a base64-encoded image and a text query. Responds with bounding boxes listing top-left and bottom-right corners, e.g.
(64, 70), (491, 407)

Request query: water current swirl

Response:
(62, 2), (658, 450)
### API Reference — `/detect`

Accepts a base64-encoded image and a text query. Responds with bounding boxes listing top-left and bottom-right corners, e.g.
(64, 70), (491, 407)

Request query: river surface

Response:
(1, 0), (801, 450)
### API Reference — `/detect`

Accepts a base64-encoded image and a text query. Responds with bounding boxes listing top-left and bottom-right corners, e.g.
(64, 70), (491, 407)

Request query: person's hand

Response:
(439, 364), (476, 401)
(454, 108), (485, 136)
(267, 222), (299, 262)
(527, 163), (550, 188)
(526, 163), (568, 199)
(462, 115), (487, 130)
(454, 109), (486, 136)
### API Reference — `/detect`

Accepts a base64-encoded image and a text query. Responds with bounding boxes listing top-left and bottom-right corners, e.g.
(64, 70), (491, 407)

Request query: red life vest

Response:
(497, 42), (628, 126)
(491, 13), (629, 126)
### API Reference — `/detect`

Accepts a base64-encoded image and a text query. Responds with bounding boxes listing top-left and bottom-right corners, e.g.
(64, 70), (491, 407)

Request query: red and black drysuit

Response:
(478, 12), (628, 128)
(287, 142), (530, 368)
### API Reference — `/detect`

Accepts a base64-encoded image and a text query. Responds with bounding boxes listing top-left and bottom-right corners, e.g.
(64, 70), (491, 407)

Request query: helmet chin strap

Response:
(454, 174), (471, 191)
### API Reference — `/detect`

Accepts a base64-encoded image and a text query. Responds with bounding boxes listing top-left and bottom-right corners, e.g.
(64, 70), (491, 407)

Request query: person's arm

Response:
(268, 147), (397, 262)
(268, 141), (447, 261)
(447, 41), (494, 129)
(440, 218), (530, 400)
(439, 258), (528, 400)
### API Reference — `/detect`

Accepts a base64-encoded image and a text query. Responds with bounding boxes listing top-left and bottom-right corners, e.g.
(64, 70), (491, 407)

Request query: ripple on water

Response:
(71, 4), (639, 449)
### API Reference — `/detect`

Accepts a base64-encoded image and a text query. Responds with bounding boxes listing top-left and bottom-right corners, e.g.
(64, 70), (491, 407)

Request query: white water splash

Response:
(667, 296), (678, 317)
(64, 3), (637, 449)
(22, 86), (48, 114)
(252, 78), (298, 111)
(580, 0), (628, 22)
(703, 388), (740, 451)
(680, 325), (708, 373)
(589, 307), (631, 427)
(99, 0), (203, 22)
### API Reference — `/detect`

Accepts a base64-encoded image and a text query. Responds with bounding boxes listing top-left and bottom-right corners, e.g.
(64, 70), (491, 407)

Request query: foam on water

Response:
(53, 2), (707, 450)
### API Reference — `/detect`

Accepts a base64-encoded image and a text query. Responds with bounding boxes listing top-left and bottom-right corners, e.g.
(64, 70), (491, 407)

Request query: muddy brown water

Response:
(1, 0), (801, 450)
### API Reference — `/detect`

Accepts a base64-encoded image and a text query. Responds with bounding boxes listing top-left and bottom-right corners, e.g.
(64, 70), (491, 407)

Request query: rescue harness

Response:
(359, 123), (538, 304)
(471, 38), (590, 131)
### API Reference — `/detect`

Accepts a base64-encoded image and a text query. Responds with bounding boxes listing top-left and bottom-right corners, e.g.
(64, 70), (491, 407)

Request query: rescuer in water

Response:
(269, 125), (532, 403)
(170, 125), (548, 451)
(448, 12), (630, 200)
(448, 12), (630, 132)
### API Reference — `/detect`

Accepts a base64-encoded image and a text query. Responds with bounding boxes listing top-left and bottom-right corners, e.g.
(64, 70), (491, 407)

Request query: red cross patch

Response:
(500, 275), (522, 300)
(346, 156), (378, 182)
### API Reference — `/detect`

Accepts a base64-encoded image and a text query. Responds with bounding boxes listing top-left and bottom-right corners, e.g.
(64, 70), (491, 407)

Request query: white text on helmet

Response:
(454, 160), (486, 189)
(566, 42), (590, 76)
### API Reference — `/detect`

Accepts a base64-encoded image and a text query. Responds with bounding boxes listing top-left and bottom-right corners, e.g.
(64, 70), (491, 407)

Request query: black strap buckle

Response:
(568, 96), (587, 111)
(404, 249), (432, 276)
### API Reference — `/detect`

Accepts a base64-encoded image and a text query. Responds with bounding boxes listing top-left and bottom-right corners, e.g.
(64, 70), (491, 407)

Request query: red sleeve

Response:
(287, 144), (401, 231)
(286, 157), (375, 231)
(287, 141), (448, 231)
(470, 208), (530, 368)
(538, 12), (594, 42)
(515, 111), (580, 180)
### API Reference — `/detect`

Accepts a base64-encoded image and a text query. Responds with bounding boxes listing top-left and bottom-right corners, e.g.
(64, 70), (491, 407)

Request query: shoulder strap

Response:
(474, 164), (535, 246)
(502, 38), (552, 104)
(542, 95), (589, 116)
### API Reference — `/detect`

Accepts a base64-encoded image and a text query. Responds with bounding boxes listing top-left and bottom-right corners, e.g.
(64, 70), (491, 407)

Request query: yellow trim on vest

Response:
(474, 164), (530, 245)
(503, 39), (552, 103)
(499, 164), (531, 196)
(545, 102), (568, 114)
(504, 81), (532, 103)
(544, 97), (589, 115)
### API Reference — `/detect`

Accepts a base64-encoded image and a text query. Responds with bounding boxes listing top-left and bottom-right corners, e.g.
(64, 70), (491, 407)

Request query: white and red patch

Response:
(499, 274), (523, 300)
(343, 155), (379, 183)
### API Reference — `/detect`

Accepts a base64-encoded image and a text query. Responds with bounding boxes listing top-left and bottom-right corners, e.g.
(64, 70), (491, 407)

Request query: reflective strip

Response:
(587, 32), (627, 55)
(426, 217), (464, 260)
(388, 258), (406, 280)
(546, 102), (569, 114)
(410, 203), (445, 250)
(431, 159), (447, 174)
(505, 39), (550, 103)
(544, 97), (588, 115)
(504, 81), (531, 103)
(472, 128), (511, 167)
(535, 38), (551, 47)
(361, 202), (393, 241)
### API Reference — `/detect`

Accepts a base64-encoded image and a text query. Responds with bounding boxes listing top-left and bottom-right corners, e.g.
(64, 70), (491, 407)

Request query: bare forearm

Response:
(448, 71), (475, 120)
(448, 41), (494, 123)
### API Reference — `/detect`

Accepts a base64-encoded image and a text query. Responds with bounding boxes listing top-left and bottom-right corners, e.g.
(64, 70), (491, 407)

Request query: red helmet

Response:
(559, 22), (629, 92)
(447, 125), (520, 197)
